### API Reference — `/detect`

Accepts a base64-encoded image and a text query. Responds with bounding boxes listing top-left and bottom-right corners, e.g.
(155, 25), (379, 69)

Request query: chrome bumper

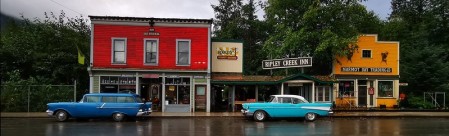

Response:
(136, 109), (152, 117)
(46, 110), (54, 117)
(241, 109), (253, 117)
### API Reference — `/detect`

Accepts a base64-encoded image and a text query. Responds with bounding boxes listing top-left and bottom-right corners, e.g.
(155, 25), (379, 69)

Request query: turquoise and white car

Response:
(241, 95), (333, 122)
(46, 93), (152, 122)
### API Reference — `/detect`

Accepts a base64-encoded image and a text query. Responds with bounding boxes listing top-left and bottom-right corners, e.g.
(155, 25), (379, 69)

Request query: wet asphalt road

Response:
(2, 117), (449, 136)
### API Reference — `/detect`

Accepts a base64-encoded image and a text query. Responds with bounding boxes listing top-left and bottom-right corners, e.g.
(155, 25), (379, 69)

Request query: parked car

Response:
(241, 95), (333, 122)
(46, 93), (152, 122)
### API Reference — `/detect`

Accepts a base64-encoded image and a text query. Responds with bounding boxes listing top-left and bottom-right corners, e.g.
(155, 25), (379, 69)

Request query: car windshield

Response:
(268, 96), (276, 103)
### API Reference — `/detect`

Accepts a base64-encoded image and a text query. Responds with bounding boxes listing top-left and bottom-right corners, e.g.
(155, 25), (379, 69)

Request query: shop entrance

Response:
(140, 77), (162, 111)
(195, 85), (207, 111)
(211, 85), (231, 112)
(358, 80), (367, 106)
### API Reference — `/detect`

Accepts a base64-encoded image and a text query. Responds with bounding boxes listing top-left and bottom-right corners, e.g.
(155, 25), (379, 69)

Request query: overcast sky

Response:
(1, 0), (391, 21)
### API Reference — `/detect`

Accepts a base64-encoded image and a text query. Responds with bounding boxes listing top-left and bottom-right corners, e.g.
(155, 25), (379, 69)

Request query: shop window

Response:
(362, 50), (371, 58)
(378, 81), (394, 97)
(100, 76), (136, 93)
(176, 39), (190, 65)
(112, 38), (127, 64)
(315, 86), (331, 102)
(144, 39), (158, 65)
(165, 77), (191, 104)
(339, 81), (355, 97)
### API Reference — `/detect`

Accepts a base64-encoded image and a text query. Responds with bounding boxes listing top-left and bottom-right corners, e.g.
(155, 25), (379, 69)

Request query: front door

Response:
(195, 85), (207, 111)
(358, 80), (367, 106)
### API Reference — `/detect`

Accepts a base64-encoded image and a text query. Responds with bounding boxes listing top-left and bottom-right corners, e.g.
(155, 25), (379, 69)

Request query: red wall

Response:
(93, 24), (209, 70)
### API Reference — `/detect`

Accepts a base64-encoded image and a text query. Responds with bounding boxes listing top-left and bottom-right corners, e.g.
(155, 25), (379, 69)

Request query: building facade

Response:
(333, 34), (400, 108)
(88, 16), (213, 112)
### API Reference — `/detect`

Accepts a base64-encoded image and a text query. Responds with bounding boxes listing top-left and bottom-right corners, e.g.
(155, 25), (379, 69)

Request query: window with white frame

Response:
(176, 40), (190, 65)
(362, 49), (371, 58)
(112, 38), (126, 64)
(378, 81), (394, 97)
(144, 39), (158, 64)
(315, 86), (331, 102)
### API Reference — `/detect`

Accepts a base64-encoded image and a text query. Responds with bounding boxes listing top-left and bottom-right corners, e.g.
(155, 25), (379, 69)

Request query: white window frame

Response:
(143, 38), (159, 65)
(362, 49), (372, 58)
(176, 39), (191, 66)
(377, 80), (394, 98)
(315, 86), (331, 102)
(111, 38), (127, 64)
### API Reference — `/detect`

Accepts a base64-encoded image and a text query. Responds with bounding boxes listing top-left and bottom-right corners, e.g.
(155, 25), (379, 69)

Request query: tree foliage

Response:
(212, 0), (269, 75)
(263, 0), (382, 75)
(0, 11), (90, 89)
(382, 0), (449, 95)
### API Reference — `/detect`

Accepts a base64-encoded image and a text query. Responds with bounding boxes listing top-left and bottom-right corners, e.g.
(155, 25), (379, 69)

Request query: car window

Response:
(269, 96), (277, 103)
(279, 97), (292, 103)
(117, 96), (135, 103)
(102, 96), (117, 103)
(292, 98), (303, 104)
(85, 96), (101, 103)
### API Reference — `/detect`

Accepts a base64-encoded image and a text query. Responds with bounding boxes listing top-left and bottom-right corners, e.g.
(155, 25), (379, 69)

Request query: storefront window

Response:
(378, 81), (393, 97)
(339, 81), (354, 97)
(165, 77), (190, 104)
(100, 76), (136, 93)
(315, 86), (331, 102)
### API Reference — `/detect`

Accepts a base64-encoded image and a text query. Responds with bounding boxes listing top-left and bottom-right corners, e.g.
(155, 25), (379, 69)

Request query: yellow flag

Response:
(77, 46), (85, 65)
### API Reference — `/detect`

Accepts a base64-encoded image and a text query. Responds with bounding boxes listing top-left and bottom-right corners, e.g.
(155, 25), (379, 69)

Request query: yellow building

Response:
(333, 34), (400, 108)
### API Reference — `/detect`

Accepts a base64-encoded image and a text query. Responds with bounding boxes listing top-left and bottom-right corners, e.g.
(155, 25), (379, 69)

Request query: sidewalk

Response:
(2, 111), (449, 118)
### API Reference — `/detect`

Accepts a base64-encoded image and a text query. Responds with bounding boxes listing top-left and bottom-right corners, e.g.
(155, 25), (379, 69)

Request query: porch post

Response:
(312, 82), (315, 103)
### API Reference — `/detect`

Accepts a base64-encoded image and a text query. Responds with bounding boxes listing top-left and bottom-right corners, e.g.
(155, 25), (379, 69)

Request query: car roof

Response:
(271, 95), (306, 99)
(84, 93), (138, 97)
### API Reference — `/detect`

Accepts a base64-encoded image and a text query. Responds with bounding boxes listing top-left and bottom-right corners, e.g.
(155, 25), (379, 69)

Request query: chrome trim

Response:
(46, 110), (54, 117)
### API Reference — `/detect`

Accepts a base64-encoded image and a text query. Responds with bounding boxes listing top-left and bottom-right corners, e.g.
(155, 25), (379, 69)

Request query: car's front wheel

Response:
(253, 110), (267, 122)
(112, 113), (125, 122)
(55, 110), (69, 122)
(304, 112), (317, 122)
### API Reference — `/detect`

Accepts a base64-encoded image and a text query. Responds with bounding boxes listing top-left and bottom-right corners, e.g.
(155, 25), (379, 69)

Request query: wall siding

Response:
(93, 24), (209, 70)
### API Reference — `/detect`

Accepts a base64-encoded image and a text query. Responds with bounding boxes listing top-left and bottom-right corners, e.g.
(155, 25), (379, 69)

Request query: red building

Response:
(88, 16), (212, 112)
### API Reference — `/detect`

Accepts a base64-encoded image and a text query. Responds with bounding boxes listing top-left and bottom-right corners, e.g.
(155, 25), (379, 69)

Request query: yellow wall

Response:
(334, 34), (399, 76)
(211, 42), (243, 73)
(377, 98), (398, 108)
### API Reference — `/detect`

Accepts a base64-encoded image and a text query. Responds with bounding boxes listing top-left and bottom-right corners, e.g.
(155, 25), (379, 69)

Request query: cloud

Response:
(1, 0), (216, 19)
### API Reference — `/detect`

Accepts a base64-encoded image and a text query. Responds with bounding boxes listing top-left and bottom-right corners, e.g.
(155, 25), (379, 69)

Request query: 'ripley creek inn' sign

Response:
(262, 57), (312, 69)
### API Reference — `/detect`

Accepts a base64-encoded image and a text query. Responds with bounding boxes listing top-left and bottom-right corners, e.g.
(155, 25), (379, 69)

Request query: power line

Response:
(48, 0), (83, 15)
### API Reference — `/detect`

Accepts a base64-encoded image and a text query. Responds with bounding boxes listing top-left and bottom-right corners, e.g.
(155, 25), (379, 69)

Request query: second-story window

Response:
(112, 38), (126, 64)
(362, 49), (371, 58)
(144, 39), (158, 65)
(176, 39), (191, 65)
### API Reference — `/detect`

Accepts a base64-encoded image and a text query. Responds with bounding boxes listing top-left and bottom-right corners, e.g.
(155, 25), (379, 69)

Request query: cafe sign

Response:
(216, 47), (238, 60)
(262, 57), (312, 69)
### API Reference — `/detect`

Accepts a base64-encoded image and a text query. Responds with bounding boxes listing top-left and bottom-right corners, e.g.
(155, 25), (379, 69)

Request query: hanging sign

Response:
(262, 57), (312, 69)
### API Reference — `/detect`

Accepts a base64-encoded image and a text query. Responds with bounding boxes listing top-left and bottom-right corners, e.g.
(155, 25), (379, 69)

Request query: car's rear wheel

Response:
(253, 110), (267, 122)
(112, 113), (125, 122)
(55, 110), (69, 122)
(305, 112), (317, 122)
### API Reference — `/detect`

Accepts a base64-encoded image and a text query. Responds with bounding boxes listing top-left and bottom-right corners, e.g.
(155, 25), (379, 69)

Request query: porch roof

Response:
(211, 73), (337, 85)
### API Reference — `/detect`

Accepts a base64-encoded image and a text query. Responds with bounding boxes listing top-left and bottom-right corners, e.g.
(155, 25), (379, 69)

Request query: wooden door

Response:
(195, 85), (207, 111)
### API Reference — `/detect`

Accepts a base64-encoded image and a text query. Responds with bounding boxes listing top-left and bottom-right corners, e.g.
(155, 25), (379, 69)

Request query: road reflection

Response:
(2, 118), (449, 136)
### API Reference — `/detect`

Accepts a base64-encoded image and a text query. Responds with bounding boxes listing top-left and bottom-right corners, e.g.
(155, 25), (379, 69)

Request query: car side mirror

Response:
(292, 101), (298, 104)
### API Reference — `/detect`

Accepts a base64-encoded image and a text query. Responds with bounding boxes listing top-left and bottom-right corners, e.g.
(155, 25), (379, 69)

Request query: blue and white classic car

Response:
(46, 93), (152, 122)
(241, 95), (333, 122)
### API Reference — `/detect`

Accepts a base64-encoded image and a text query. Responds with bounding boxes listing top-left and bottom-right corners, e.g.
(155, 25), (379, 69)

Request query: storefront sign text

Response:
(217, 47), (238, 60)
(262, 57), (312, 69)
(341, 67), (392, 73)
(144, 28), (160, 36)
